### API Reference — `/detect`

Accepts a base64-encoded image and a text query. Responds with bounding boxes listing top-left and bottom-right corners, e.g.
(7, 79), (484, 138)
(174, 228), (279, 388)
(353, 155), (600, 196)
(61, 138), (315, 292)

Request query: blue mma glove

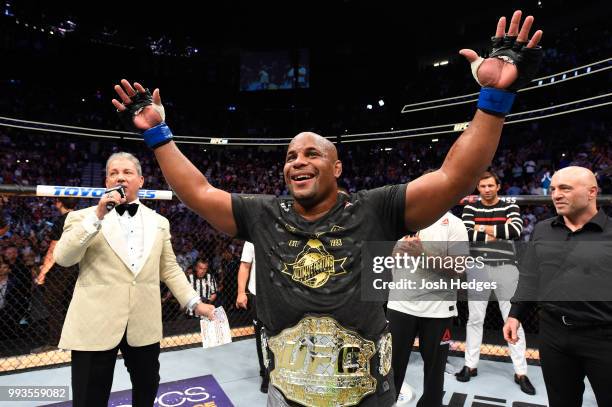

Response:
(116, 88), (172, 148)
(472, 35), (543, 116)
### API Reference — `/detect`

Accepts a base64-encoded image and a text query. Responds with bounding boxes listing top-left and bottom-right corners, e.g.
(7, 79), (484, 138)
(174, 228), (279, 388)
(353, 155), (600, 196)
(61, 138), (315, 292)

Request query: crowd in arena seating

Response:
(1, 111), (610, 354)
(1, 112), (610, 275)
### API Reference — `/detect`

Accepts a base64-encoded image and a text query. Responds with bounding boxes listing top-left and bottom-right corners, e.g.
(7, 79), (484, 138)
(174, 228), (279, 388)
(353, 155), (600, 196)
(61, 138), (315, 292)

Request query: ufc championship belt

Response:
(268, 316), (391, 407)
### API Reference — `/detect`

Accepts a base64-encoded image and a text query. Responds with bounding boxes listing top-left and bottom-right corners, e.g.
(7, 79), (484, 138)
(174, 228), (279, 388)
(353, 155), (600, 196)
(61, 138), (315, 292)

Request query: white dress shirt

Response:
(116, 200), (145, 275)
(82, 199), (144, 276)
(387, 212), (470, 318)
(240, 241), (257, 295)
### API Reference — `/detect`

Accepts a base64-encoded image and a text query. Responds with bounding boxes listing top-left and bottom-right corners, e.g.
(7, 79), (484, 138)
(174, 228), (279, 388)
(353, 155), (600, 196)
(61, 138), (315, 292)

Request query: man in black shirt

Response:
(35, 197), (79, 350)
(505, 166), (612, 406)
(37, 198), (79, 284)
(112, 11), (543, 406)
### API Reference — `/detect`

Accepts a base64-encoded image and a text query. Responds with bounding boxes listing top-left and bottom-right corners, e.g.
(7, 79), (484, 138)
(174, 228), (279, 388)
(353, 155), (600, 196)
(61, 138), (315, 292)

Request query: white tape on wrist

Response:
(134, 104), (165, 122)
(153, 103), (166, 122)
(470, 57), (485, 86)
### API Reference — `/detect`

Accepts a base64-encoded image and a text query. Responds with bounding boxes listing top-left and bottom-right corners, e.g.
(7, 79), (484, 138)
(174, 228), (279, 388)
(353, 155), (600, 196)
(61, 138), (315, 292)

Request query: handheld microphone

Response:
(104, 185), (126, 211)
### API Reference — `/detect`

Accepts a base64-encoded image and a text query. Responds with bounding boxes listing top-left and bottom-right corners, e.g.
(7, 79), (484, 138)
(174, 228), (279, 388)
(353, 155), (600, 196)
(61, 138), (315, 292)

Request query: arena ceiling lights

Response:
(401, 58), (611, 114)
(0, 58), (610, 147)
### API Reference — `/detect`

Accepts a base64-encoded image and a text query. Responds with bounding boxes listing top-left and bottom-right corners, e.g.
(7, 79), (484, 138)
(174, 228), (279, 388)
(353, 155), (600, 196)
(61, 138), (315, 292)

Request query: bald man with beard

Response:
(505, 166), (612, 407)
(111, 10), (544, 405)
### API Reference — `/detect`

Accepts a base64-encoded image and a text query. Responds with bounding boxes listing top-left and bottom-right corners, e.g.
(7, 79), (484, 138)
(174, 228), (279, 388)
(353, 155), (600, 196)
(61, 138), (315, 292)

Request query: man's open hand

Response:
(112, 79), (165, 131)
(460, 10), (543, 90)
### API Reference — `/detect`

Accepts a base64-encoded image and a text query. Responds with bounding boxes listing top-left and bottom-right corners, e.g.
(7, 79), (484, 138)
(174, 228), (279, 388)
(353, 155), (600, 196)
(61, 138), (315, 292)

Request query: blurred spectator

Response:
(521, 218), (535, 242)
(218, 248), (240, 312)
(0, 260), (19, 341)
(541, 170), (552, 195)
(507, 183), (522, 196)
(177, 241), (199, 272)
(0, 197), (9, 237)
(2, 246), (31, 324)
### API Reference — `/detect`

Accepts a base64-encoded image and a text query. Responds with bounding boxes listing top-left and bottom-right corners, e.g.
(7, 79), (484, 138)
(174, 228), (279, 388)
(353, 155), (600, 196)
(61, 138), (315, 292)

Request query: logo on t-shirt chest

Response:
(281, 239), (347, 288)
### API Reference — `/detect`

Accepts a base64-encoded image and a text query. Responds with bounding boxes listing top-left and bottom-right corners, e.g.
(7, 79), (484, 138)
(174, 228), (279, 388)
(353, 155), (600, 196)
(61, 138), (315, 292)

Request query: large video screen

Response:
(240, 49), (309, 91)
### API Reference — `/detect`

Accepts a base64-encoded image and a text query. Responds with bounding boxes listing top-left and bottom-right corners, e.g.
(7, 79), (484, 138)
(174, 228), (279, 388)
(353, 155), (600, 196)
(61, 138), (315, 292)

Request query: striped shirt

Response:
(462, 200), (523, 261)
(186, 273), (218, 316)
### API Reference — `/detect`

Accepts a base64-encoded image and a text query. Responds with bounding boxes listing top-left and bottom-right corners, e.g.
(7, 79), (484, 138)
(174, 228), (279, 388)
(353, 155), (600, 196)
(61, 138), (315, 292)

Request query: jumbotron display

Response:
(240, 49), (309, 91)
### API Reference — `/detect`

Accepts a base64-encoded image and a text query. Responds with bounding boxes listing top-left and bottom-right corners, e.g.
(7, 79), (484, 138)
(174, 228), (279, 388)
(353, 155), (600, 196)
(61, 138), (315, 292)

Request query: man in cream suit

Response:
(54, 152), (215, 407)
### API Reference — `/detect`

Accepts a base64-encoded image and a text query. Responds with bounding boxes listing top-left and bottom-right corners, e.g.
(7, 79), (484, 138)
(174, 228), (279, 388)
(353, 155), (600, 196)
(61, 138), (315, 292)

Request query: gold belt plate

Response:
(268, 316), (377, 407)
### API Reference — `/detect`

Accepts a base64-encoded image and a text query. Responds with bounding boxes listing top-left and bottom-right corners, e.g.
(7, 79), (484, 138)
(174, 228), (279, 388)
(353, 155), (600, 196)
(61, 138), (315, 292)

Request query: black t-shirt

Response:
(231, 185), (407, 340)
(49, 213), (69, 241)
(49, 212), (79, 276)
(510, 210), (612, 323)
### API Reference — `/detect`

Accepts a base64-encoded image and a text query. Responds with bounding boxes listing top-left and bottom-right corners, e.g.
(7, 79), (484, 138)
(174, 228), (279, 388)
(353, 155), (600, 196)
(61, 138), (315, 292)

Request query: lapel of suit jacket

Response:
(136, 204), (159, 275)
(101, 209), (131, 270)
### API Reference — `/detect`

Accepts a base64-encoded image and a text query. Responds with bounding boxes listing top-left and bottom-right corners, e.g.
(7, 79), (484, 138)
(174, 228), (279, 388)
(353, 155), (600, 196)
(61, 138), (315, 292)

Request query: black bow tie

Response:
(115, 203), (139, 217)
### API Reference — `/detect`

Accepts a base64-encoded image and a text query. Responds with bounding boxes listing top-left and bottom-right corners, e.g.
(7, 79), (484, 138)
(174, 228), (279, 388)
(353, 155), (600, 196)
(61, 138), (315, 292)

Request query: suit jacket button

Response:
(132, 281), (136, 286)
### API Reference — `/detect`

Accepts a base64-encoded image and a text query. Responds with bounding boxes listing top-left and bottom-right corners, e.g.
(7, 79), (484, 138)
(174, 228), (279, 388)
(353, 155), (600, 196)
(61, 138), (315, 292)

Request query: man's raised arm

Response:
(404, 10), (542, 231)
(111, 82), (237, 236)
